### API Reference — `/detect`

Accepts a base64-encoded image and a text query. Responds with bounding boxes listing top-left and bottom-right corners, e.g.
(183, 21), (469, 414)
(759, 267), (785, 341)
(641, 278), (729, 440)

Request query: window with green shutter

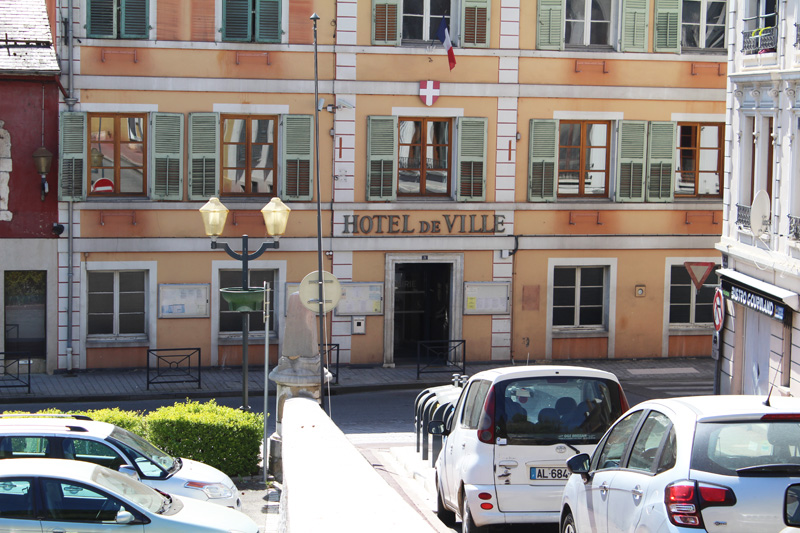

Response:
(59, 112), (87, 201)
(87, 0), (149, 39)
(457, 117), (487, 201)
(616, 121), (647, 202)
(621, 0), (648, 52)
(222, 0), (281, 42)
(397, 117), (452, 197)
(151, 113), (183, 200)
(88, 113), (147, 196)
(367, 116), (398, 201)
(188, 113), (220, 200)
(282, 115), (313, 201)
(647, 121), (676, 201)
(529, 119), (558, 202)
(537, 0), (565, 50)
(220, 115), (277, 196)
(373, 0), (401, 45)
(681, 0), (725, 50)
(462, 0), (490, 48)
(654, 0), (680, 52)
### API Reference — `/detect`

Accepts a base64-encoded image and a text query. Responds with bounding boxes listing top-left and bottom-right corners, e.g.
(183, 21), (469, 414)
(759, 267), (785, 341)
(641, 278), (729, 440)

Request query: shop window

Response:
(87, 0), (149, 39)
(553, 266), (606, 328)
(87, 271), (146, 338)
(219, 270), (275, 335)
(669, 264), (719, 325)
(221, 0), (281, 43)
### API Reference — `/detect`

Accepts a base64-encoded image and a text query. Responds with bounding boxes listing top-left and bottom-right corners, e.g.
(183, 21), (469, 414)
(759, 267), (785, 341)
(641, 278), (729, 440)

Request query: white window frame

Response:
(82, 261), (157, 360)
(211, 258), (286, 366)
(661, 257), (718, 355)
(680, 0), (726, 49)
(546, 257), (617, 359)
(564, 0), (615, 47)
(400, 0), (456, 43)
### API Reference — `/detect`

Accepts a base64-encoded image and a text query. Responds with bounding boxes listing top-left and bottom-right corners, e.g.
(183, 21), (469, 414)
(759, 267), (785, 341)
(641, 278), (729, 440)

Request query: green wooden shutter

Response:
(255, 0), (280, 42)
(529, 119), (558, 202)
(87, 0), (117, 38)
(537, 0), (565, 50)
(654, 0), (680, 53)
(367, 116), (397, 201)
(462, 0), (489, 48)
(151, 112), (183, 200)
(457, 117), (487, 201)
(223, 0), (252, 42)
(646, 121), (676, 202)
(621, 0), (648, 52)
(121, 0), (148, 38)
(616, 121), (647, 202)
(372, 0), (401, 45)
(59, 112), (87, 201)
(188, 113), (219, 200)
(282, 115), (313, 201)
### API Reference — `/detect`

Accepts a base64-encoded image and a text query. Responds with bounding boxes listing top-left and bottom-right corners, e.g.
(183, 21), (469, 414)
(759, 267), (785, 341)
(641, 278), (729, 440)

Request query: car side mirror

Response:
(117, 464), (140, 480)
(428, 420), (449, 436)
(566, 453), (592, 483)
(116, 511), (135, 524)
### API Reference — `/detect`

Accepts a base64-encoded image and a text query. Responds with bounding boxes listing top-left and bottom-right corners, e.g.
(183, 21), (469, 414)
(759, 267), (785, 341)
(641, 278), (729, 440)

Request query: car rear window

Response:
(494, 376), (625, 445)
(692, 421), (800, 475)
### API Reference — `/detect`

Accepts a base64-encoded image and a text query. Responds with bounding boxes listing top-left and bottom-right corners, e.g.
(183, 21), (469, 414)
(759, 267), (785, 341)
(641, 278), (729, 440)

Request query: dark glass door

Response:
(393, 263), (451, 360)
(4, 271), (46, 359)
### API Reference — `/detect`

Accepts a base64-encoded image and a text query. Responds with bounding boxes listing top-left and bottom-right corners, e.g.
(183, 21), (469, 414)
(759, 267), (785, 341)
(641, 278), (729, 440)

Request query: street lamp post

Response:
(199, 197), (291, 411)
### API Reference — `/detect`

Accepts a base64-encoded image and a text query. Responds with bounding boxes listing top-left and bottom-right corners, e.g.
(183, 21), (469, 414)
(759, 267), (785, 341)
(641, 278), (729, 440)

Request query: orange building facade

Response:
(52, 0), (726, 372)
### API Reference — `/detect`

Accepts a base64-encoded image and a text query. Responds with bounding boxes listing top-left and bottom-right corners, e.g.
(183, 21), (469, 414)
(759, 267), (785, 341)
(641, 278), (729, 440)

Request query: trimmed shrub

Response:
(84, 408), (147, 435)
(145, 400), (263, 477)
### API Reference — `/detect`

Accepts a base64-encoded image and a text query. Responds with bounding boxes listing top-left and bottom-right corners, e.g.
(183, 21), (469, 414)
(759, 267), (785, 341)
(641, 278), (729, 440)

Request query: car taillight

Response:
(618, 384), (629, 413)
(477, 386), (496, 444)
(762, 413), (800, 421)
(665, 480), (736, 528)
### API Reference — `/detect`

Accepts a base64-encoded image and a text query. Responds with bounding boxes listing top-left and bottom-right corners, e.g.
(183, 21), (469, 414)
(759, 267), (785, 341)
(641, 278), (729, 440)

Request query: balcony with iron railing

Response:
(736, 203), (752, 228)
(789, 214), (800, 240)
(742, 13), (778, 55)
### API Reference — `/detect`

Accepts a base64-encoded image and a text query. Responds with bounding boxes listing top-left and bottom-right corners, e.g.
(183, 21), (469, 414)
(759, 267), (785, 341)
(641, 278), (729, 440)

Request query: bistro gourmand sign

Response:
(342, 214), (506, 235)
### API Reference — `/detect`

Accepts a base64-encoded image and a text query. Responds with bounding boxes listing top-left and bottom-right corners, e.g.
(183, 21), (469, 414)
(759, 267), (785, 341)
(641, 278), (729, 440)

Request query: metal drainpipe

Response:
(65, 0), (76, 372)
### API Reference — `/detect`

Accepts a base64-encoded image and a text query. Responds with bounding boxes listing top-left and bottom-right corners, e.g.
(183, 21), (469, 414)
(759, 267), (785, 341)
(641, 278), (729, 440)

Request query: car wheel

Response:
(461, 497), (486, 533)
(561, 511), (576, 533)
(436, 480), (455, 526)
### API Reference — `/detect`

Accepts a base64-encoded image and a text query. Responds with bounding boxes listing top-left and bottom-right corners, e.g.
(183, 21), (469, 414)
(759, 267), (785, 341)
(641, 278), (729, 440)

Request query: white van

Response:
(428, 365), (628, 532)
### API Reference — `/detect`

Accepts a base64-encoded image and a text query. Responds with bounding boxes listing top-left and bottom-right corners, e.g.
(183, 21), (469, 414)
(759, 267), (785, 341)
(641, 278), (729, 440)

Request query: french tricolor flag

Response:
(436, 16), (456, 71)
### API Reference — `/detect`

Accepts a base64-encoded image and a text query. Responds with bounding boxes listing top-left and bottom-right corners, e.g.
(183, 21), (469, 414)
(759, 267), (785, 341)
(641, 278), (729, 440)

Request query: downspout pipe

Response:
(65, 0), (76, 372)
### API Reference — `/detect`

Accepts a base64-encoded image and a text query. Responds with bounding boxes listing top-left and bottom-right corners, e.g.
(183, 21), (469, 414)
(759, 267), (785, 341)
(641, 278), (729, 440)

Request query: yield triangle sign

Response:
(684, 262), (716, 291)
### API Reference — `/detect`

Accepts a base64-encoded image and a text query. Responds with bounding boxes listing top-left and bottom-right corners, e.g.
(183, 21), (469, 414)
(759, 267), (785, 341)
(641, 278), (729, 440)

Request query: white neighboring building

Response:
(717, 0), (800, 395)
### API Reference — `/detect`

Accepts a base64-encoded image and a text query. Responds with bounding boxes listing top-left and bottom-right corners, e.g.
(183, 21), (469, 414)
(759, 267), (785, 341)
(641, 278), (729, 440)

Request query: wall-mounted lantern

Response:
(32, 146), (53, 201)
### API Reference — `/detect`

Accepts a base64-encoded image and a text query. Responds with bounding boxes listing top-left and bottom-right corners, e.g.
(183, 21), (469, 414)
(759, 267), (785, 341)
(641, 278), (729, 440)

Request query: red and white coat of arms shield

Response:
(419, 80), (440, 106)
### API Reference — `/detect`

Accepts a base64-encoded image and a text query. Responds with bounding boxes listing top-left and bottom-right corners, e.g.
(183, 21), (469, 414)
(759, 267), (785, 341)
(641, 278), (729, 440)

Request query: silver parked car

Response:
(561, 395), (800, 533)
(0, 415), (242, 509)
(0, 458), (258, 533)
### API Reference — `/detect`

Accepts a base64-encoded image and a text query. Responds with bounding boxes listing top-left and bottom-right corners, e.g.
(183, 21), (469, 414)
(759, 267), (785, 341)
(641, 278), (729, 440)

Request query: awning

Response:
(717, 268), (800, 312)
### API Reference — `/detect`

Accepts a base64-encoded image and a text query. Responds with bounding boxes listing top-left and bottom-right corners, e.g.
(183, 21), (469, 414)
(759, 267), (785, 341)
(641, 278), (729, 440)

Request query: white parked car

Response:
(561, 395), (800, 533)
(0, 458), (258, 533)
(0, 415), (242, 509)
(428, 365), (628, 532)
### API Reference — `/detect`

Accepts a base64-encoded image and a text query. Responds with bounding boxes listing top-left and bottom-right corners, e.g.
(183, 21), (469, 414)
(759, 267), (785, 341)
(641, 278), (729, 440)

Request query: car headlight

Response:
(184, 481), (233, 499)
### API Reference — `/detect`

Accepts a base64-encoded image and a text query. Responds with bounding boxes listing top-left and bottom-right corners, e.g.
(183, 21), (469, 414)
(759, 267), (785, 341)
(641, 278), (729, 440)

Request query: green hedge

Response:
(3, 400), (263, 478)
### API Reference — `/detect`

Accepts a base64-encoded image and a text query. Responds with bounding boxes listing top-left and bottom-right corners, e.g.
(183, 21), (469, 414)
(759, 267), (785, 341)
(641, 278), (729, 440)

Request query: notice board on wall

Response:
(463, 282), (511, 315)
(335, 283), (384, 316)
(158, 284), (210, 318)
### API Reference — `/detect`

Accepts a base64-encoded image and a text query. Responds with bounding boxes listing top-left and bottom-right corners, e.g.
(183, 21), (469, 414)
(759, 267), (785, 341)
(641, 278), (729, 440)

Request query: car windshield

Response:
(494, 376), (624, 445)
(692, 420), (800, 476)
(91, 464), (165, 513)
(108, 427), (177, 478)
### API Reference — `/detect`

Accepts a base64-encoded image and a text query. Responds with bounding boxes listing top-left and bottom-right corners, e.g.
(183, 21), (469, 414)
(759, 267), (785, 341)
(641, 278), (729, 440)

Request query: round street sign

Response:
(713, 287), (725, 332)
(298, 270), (342, 315)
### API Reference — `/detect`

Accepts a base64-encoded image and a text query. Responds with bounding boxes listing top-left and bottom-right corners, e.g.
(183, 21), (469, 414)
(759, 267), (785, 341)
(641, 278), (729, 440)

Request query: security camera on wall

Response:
(317, 98), (325, 111)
